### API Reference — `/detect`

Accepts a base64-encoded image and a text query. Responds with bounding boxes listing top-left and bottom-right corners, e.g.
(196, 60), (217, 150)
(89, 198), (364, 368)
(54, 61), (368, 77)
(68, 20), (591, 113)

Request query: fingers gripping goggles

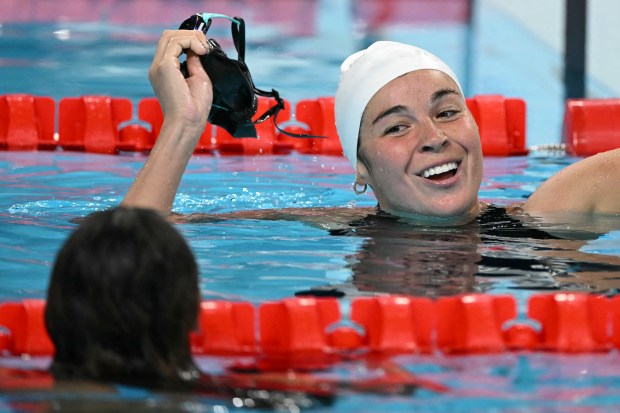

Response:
(179, 13), (317, 139)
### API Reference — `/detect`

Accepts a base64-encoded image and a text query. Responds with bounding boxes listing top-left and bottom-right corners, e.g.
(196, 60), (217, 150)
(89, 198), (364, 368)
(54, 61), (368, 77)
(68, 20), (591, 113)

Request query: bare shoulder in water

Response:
(170, 206), (378, 230)
(507, 202), (620, 236)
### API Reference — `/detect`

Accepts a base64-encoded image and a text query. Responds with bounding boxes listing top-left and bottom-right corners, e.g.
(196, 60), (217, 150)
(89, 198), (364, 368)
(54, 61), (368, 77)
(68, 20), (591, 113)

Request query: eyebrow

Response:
(370, 88), (462, 126)
(371, 105), (408, 126)
(431, 87), (461, 102)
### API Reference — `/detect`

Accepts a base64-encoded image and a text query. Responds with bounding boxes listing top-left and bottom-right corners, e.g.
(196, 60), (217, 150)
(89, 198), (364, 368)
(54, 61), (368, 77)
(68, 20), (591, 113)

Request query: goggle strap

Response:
(201, 18), (213, 34)
(199, 13), (241, 26)
(273, 109), (327, 139)
(231, 17), (246, 62)
(250, 88), (327, 139)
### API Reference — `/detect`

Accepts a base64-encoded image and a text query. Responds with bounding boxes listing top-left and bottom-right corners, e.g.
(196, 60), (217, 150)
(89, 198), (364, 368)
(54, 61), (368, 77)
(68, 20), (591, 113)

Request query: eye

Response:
(383, 124), (409, 135)
(437, 109), (460, 119)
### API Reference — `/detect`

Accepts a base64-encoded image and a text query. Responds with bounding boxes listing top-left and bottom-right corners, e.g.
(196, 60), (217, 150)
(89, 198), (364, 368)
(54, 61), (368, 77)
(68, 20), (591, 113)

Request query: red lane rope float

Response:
(465, 94), (528, 156)
(0, 293), (616, 360)
(562, 98), (620, 156)
(0, 93), (533, 156)
(0, 94), (55, 151)
(59, 96), (133, 154)
(0, 299), (52, 356)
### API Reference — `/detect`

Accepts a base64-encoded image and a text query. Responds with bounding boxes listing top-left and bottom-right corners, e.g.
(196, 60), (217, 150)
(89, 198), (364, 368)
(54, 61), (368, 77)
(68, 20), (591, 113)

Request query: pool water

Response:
(3, 151), (619, 304)
(3, 151), (620, 412)
(3, 0), (620, 411)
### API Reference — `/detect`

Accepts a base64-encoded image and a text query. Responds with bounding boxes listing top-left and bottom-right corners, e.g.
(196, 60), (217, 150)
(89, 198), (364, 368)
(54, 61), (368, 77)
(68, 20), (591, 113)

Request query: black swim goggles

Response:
(179, 13), (320, 138)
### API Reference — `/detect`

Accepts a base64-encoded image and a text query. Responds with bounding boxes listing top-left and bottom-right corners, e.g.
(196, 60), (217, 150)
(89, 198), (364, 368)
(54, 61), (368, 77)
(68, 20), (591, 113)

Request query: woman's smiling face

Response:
(356, 69), (483, 223)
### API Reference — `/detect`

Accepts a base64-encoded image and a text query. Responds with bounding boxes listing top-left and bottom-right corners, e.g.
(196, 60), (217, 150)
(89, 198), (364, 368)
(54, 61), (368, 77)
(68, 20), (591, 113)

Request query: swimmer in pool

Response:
(121, 31), (620, 227)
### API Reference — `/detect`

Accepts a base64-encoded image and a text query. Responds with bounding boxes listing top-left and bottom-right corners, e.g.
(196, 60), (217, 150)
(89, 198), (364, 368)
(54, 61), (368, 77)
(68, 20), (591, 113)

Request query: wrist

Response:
(155, 116), (206, 153)
(163, 114), (207, 136)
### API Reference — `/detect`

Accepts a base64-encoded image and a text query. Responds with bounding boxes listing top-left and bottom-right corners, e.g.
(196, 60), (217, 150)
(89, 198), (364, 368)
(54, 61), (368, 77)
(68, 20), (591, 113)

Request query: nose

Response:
(419, 122), (448, 152)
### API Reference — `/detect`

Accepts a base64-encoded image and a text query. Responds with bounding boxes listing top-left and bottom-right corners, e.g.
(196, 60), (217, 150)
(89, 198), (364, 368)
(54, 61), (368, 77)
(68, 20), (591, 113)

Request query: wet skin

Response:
(355, 70), (484, 224)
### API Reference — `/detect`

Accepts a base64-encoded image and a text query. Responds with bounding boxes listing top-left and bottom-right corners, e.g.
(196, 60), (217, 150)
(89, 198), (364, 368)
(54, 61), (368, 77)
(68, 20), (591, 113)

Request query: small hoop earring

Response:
(352, 182), (367, 195)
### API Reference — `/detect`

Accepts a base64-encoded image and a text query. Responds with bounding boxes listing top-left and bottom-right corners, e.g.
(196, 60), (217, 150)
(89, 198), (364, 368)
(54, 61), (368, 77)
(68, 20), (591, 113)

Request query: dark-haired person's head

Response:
(45, 207), (200, 388)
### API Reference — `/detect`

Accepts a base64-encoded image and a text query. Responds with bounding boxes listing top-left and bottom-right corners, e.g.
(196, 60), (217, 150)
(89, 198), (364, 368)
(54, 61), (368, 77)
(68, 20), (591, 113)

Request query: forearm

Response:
(121, 118), (204, 213)
(121, 28), (212, 213)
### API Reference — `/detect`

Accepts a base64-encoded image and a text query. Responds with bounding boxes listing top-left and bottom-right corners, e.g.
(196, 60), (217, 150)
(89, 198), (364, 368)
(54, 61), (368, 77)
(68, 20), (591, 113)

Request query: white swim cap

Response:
(335, 41), (463, 168)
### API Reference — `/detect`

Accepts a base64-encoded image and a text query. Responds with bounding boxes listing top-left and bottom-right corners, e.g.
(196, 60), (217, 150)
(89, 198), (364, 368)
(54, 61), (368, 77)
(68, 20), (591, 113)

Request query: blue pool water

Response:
(4, 151), (619, 304)
(3, 1), (620, 412)
(4, 149), (620, 412)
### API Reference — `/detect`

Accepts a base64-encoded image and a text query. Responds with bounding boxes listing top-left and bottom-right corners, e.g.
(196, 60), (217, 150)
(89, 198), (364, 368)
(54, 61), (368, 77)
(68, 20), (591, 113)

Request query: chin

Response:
(379, 189), (480, 221)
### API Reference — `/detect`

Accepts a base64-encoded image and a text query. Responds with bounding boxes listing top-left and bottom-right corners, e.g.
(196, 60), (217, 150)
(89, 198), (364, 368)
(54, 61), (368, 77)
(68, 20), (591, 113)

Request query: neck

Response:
(381, 201), (484, 226)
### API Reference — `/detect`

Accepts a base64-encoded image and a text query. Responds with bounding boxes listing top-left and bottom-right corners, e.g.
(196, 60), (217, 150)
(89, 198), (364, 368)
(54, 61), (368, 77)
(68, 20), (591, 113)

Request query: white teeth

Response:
(421, 162), (458, 178)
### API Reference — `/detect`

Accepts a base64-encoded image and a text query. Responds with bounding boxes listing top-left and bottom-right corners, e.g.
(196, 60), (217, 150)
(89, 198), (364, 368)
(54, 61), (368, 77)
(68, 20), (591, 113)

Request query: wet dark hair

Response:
(45, 207), (200, 388)
(356, 131), (369, 168)
(356, 111), (371, 170)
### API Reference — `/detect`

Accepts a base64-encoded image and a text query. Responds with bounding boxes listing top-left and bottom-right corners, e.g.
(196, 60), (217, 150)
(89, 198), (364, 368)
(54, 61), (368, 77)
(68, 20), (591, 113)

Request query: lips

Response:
(419, 161), (459, 181)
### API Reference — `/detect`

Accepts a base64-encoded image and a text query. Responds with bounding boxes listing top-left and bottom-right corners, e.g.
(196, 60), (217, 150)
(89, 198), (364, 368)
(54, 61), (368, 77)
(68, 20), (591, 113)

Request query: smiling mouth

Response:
(419, 162), (459, 181)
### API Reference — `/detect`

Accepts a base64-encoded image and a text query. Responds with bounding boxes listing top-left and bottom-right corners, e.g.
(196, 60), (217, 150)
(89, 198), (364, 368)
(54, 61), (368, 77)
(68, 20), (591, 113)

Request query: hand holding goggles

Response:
(179, 13), (319, 139)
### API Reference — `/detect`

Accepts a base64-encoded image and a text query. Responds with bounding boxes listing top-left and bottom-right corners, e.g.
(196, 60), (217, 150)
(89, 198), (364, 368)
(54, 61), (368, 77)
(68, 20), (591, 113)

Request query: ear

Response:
(355, 160), (370, 185)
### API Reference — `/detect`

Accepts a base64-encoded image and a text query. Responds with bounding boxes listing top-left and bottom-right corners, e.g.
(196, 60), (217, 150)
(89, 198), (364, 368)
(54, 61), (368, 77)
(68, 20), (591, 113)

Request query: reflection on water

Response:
(329, 213), (482, 297)
(5, 352), (620, 412)
(306, 205), (620, 298)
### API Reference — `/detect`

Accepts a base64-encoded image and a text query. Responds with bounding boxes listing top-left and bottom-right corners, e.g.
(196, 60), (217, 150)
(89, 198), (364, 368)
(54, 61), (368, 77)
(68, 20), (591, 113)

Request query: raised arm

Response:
(523, 148), (620, 216)
(121, 30), (213, 213)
